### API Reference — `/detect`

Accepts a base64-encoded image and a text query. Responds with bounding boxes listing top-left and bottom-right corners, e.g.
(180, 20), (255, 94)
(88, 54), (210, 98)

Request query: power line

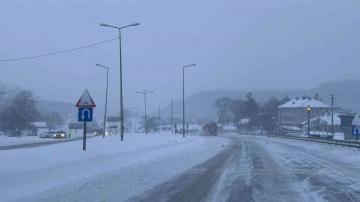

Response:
(0, 37), (119, 62)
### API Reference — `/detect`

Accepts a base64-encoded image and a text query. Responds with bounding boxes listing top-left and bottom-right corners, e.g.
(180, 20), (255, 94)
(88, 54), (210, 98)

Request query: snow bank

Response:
(0, 135), (49, 146)
(0, 133), (229, 202)
(0, 133), (88, 147)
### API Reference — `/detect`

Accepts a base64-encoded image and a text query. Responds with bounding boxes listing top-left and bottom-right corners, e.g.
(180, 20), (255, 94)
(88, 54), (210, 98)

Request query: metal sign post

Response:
(83, 122), (87, 150)
(76, 89), (96, 151)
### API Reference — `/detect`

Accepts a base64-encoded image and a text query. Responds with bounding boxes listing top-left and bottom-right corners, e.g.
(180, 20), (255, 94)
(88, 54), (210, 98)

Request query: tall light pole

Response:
(136, 90), (154, 134)
(158, 102), (164, 133)
(331, 94), (335, 135)
(307, 105), (312, 136)
(132, 107), (140, 133)
(100, 22), (140, 141)
(272, 114), (275, 135)
(95, 64), (109, 138)
(171, 100), (174, 134)
(182, 63), (196, 138)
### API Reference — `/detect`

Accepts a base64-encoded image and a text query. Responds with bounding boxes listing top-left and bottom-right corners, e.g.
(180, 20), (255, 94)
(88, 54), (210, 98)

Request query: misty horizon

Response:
(1, 0), (360, 116)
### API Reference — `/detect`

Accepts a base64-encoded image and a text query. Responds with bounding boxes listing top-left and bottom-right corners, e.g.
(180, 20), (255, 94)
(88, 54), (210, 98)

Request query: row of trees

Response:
(0, 85), (65, 136)
(214, 93), (290, 130)
(0, 86), (40, 136)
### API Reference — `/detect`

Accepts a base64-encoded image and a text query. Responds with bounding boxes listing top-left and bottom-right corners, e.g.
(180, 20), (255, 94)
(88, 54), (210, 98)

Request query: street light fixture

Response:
(136, 90), (154, 134)
(95, 63), (109, 138)
(182, 63), (196, 138)
(100, 22), (140, 141)
(307, 105), (312, 136)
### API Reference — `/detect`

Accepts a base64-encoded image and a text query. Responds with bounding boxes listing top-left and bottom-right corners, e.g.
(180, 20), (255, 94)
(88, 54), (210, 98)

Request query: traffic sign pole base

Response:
(83, 122), (87, 151)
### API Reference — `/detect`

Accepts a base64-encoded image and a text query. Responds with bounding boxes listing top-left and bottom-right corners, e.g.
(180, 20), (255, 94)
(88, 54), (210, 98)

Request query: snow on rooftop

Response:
(278, 98), (330, 108)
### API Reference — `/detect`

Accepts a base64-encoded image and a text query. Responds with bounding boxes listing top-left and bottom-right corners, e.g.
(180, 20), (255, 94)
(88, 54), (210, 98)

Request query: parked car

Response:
(39, 132), (54, 138)
(39, 131), (67, 139)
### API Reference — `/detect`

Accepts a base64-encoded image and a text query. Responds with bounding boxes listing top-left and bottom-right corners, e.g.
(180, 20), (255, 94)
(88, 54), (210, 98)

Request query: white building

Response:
(32, 122), (49, 135)
(278, 98), (331, 128)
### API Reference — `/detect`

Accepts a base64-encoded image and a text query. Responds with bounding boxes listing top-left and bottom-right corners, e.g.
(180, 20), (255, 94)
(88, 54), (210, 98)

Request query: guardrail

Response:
(267, 134), (360, 148)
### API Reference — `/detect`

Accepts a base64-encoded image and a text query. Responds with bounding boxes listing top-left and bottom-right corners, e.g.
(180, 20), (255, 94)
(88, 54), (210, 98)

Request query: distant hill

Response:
(37, 100), (75, 119)
(161, 79), (360, 122)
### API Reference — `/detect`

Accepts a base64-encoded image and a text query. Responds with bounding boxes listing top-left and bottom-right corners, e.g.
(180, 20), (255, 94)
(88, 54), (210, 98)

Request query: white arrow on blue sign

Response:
(352, 126), (360, 136)
(78, 108), (93, 122)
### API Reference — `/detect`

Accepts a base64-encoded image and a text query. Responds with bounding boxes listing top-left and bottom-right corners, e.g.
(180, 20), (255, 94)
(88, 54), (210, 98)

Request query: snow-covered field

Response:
(0, 135), (52, 146)
(0, 133), (229, 202)
(0, 133), (89, 147)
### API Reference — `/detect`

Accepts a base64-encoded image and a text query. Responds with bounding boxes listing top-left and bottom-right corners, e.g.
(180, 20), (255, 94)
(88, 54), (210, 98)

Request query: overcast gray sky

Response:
(0, 0), (360, 115)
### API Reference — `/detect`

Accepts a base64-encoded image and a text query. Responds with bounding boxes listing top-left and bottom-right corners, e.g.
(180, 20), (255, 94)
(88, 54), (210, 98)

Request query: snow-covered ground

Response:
(0, 133), (89, 147)
(0, 135), (50, 146)
(0, 133), (229, 202)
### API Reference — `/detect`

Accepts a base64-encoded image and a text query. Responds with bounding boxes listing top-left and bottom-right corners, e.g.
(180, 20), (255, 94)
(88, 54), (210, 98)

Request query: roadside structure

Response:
(277, 98), (331, 134)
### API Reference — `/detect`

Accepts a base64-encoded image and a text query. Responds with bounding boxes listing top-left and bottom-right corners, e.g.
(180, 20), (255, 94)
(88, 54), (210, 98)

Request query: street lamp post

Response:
(100, 22), (140, 141)
(158, 102), (164, 133)
(136, 90), (154, 134)
(272, 115), (275, 135)
(182, 63), (196, 138)
(307, 105), (312, 136)
(95, 64), (109, 138)
(132, 107), (140, 133)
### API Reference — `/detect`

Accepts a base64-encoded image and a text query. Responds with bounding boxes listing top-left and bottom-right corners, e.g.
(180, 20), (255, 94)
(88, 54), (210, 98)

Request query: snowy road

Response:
(133, 134), (360, 202)
(3, 133), (360, 202)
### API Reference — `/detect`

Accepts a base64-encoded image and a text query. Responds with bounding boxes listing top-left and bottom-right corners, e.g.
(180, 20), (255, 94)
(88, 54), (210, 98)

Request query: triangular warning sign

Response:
(76, 89), (96, 108)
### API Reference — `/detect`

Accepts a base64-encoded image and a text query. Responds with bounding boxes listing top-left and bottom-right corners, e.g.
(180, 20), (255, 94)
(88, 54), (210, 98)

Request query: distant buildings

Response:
(32, 121), (48, 135)
(277, 98), (331, 133)
(107, 116), (121, 133)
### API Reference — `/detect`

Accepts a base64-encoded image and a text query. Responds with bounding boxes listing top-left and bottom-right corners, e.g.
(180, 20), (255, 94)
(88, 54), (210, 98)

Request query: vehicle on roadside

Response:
(53, 131), (67, 139)
(39, 132), (54, 138)
(202, 122), (218, 136)
(40, 131), (67, 139)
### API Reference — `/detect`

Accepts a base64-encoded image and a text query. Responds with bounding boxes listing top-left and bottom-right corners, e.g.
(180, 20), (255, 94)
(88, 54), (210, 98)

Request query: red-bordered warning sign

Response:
(76, 89), (96, 108)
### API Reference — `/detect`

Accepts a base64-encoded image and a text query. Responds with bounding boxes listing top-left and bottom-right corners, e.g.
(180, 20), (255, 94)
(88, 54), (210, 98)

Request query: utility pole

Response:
(136, 90), (154, 134)
(100, 22), (140, 141)
(171, 100), (174, 134)
(158, 102), (164, 133)
(95, 64), (109, 138)
(182, 67), (185, 138)
(331, 94), (335, 135)
(133, 107), (139, 133)
(182, 63), (196, 138)
(272, 115), (275, 135)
